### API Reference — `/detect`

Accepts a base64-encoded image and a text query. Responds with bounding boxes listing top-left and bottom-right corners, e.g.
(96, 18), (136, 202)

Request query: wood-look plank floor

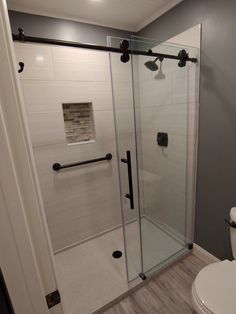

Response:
(103, 254), (207, 314)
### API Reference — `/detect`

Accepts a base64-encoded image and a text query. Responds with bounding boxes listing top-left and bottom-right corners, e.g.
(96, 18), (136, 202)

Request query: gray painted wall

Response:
(139, 0), (236, 260)
(8, 10), (132, 46)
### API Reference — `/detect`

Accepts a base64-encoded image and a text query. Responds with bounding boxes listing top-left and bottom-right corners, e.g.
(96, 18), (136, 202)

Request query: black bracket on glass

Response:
(178, 49), (189, 68)
(121, 151), (134, 209)
(120, 39), (130, 63)
(45, 289), (61, 309)
(224, 219), (236, 228)
(188, 243), (193, 250)
(18, 27), (25, 41)
(157, 132), (168, 147)
(18, 62), (24, 73)
(139, 273), (147, 280)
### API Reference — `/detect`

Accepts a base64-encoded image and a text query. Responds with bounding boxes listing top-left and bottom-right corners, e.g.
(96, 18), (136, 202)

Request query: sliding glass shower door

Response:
(109, 38), (143, 282)
(110, 35), (198, 279)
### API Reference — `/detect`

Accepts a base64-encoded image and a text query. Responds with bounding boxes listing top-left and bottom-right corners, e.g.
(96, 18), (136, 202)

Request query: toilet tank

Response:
(230, 207), (236, 258)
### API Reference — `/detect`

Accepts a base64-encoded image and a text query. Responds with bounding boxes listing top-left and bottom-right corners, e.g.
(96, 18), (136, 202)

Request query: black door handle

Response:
(121, 151), (134, 209)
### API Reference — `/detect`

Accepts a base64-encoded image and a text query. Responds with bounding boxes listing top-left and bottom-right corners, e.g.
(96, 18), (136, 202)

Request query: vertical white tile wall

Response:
(15, 42), (122, 252)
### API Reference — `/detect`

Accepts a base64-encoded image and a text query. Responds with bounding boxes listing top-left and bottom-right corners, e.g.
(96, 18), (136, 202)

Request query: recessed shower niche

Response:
(62, 102), (95, 144)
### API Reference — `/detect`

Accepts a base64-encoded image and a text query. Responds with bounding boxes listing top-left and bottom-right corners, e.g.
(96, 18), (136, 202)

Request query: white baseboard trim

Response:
(193, 243), (220, 264)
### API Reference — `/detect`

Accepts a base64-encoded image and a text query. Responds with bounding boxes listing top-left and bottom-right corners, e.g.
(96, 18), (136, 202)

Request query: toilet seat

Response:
(192, 260), (236, 314)
(192, 283), (213, 314)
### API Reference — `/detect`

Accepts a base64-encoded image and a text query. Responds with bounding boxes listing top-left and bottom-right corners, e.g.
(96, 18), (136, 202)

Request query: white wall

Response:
(15, 42), (122, 252)
(167, 24), (201, 48)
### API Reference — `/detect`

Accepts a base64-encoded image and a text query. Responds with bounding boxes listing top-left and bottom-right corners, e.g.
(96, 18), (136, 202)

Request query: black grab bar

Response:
(52, 153), (112, 171)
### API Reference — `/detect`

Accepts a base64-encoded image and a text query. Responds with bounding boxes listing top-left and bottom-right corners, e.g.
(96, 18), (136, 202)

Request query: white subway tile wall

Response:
(15, 42), (122, 251)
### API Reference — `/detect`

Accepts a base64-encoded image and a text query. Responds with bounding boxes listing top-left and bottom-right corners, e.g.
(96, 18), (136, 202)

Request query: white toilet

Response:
(191, 207), (236, 314)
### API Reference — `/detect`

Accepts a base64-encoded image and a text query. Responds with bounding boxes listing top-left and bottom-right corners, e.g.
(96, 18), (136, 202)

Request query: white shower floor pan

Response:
(54, 217), (184, 314)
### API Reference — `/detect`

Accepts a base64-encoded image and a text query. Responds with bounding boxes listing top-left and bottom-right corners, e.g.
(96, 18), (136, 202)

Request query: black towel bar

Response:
(52, 153), (112, 171)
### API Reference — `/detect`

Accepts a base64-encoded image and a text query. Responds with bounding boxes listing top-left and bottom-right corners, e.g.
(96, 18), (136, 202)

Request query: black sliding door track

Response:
(12, 29), (198, 64)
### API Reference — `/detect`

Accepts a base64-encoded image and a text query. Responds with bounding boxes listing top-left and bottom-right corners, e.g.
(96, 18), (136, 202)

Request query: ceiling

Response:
(7, 0), (183, 32)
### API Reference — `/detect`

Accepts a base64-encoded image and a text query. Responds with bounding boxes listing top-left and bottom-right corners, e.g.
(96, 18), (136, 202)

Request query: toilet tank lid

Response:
(230, 207), (236, 222)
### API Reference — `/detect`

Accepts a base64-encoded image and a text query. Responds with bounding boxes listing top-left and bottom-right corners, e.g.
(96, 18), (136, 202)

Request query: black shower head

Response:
(144, 57), (159, 71)
(144, 56), (164, 71)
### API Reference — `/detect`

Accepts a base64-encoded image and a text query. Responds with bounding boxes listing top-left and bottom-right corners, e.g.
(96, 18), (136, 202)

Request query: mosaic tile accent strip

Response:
(62, 102), (95, 144)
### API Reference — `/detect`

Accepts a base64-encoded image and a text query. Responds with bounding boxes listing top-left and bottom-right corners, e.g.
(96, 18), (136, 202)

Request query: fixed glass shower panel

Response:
(131, 36), (197, 275)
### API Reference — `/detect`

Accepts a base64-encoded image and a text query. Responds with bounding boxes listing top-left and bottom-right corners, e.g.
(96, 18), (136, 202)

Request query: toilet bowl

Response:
(192, 207), (236, 314)
(192, 260), (236, 313)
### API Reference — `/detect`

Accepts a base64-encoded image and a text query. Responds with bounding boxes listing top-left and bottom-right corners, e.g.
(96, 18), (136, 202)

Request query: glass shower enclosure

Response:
(109, 35), (198, 282)
(14, 29), (199, 313)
